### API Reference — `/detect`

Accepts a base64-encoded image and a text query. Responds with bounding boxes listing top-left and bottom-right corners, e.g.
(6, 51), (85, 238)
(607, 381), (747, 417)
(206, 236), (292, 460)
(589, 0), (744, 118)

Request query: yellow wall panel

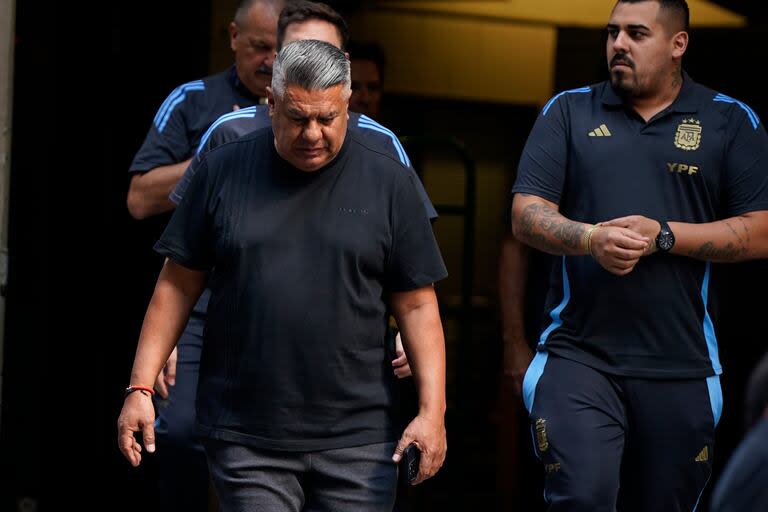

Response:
(347, 11), (556, 105)
(377, 0), (745, 28)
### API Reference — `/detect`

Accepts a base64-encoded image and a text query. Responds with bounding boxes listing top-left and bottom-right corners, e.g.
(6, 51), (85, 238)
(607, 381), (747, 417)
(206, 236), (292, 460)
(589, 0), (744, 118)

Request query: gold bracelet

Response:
(581, 224), (594, 253)
(583, 224), (599, 257)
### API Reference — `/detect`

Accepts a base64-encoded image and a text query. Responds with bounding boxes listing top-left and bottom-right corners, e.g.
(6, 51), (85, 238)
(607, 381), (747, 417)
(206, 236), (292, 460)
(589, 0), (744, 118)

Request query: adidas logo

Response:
(695, 446), (709, 462)
(588, 124), (612, 137)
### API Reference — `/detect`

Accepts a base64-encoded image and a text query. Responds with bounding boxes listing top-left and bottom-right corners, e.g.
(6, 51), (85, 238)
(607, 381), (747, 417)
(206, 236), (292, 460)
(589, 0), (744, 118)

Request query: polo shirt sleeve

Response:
(386, 172), (448, 291)
(154, 157), (216, 271)
(722, 109), (768, 217)
(129, 83), (201, 173)
(511, 96), (569, 205)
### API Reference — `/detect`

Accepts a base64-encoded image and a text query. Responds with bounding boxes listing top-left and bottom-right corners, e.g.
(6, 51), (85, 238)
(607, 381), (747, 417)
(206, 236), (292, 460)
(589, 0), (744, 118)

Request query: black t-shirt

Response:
(155, 127), (447, 451)
(512, 74), (768, 378)
(170, 107), (438, 220)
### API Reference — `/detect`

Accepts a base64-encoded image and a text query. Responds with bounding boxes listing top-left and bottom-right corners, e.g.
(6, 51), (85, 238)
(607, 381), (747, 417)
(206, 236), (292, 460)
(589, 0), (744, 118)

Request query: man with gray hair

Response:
(118, 39), (448, 511)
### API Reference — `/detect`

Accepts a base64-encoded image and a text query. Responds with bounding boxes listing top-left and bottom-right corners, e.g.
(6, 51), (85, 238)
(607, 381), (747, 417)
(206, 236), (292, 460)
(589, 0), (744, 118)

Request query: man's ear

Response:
(671, 31), (688, 59)
(229, 21), (239, 52)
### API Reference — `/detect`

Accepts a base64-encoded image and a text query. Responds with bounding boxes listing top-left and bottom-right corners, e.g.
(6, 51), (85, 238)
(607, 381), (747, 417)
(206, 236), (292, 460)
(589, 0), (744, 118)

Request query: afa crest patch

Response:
(535, 418), (549, 453)
(674, 118), (702, 151)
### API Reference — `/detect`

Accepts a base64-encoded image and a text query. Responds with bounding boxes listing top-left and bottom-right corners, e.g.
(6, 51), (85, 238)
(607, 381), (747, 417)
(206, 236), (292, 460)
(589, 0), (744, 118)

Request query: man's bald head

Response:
(234, 0), (284, 27)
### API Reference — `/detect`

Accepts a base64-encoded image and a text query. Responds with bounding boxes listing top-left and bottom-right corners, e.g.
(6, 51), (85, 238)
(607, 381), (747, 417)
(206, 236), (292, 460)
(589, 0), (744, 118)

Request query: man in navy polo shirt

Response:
(128, 0), (283, 220)
(118, 40), (448, 511)
(125, 1), (283, 509)
(511, 0), (768, 510)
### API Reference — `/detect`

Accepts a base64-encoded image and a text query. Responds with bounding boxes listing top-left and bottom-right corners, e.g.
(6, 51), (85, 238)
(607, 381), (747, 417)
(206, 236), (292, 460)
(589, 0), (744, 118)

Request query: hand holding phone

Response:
(403, 444), (421, 484)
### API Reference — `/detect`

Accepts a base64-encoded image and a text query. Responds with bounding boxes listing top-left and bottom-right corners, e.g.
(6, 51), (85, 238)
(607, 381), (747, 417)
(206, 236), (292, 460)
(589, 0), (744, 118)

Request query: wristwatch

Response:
(655, 220), (675, 252)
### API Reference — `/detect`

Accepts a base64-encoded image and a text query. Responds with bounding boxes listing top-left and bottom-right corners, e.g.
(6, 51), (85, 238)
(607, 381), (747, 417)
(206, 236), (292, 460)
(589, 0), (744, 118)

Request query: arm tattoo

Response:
(688, 242), (747, 261)
(518, 203), (586, 255)
(724, 220), (741, 241)
(688, 219), (752, 261)
(737, 217), (751, 245)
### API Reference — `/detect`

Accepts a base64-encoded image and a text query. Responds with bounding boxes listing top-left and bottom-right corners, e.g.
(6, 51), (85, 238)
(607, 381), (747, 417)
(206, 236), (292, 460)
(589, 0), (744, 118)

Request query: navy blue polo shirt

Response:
(170, 108), (438, 220)
(512, 73), (768, 378)
(129, 66), (262, 173)
(129, 66), (263, 325)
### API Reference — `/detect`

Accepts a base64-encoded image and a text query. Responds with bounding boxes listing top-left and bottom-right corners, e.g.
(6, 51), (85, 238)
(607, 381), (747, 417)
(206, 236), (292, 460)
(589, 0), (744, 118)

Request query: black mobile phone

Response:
(403, 444), (420, 484)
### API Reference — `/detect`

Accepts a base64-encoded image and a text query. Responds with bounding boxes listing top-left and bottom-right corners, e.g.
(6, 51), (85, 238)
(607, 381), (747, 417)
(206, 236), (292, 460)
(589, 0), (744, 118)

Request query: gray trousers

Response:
(203, 439), (398, 512)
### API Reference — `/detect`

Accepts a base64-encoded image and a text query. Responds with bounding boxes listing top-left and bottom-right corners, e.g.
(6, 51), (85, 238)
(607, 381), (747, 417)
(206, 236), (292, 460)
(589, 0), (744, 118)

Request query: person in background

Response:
(348, 39), (386, 120)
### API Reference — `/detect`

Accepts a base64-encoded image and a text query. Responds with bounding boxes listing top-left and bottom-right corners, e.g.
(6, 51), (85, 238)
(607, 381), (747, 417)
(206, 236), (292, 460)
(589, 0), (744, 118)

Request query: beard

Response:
(608, 54), (637, 97)
(610, 69), (636, 96)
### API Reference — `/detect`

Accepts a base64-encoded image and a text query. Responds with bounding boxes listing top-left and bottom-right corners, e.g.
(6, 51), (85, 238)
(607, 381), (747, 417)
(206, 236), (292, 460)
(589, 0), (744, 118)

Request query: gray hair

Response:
(271, 39), (351, 99)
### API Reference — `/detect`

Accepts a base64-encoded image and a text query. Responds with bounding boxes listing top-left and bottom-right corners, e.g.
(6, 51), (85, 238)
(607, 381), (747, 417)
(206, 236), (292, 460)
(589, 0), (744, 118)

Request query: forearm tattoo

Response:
(518, 200), (586, 255)
(688, 219), (751, 261)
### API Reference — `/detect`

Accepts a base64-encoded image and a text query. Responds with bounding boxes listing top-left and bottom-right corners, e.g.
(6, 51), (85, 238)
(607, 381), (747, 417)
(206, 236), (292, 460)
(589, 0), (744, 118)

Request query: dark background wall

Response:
(1, 1), (767, 511)
(1, 1), (212, 510)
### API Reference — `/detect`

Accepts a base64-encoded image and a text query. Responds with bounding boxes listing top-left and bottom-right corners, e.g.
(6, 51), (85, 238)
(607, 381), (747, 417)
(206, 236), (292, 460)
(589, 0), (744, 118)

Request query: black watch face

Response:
(658, 231), (675, 251)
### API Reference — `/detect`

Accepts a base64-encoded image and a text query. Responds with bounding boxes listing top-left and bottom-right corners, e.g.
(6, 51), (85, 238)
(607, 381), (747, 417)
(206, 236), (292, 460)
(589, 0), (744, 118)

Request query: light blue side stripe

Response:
(706, 375), (723, 427)
(714, 93), (760, 129)
(153, 81), (205, 128)
(701, 262), (723, 375)
(153, 84), (185, 127)
(196, 107), (259, 155)
(524, 353), (549, 461)
(359, 121), (407, 165)
(156, 83), (205, 133)
(521, 256), (570, 414)
(358, 117), (409, 166)
(523, 352), (549, 415)
(542, 87), (591, 116)
(701, 262), (724, 427)
(358, 115), (410, 167)
(538, 256), (571, 344)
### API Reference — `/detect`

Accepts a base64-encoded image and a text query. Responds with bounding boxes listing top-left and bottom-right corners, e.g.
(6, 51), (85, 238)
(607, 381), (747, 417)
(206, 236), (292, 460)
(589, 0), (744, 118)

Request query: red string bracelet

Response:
(124, 385), (155, 398)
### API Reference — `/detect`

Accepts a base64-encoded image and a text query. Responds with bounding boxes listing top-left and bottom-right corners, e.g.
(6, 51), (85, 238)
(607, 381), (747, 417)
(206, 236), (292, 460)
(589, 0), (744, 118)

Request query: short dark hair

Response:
(618, 0), (690, 32)
(347, 40), (387, 82)
(277, 0), (349, 51)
